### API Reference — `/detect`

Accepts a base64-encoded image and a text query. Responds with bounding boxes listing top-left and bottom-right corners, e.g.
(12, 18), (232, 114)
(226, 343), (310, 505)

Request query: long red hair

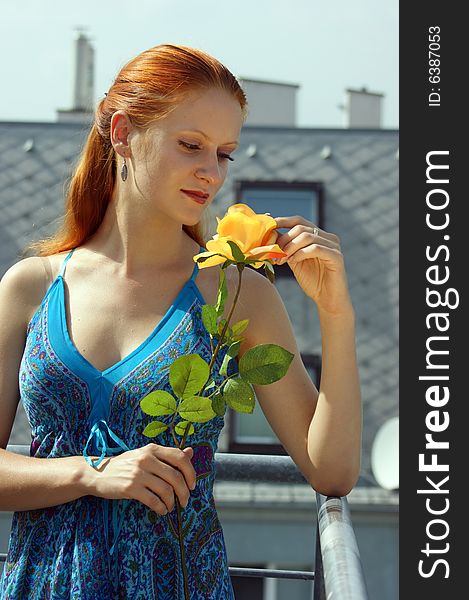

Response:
(24, 44), (248, 256)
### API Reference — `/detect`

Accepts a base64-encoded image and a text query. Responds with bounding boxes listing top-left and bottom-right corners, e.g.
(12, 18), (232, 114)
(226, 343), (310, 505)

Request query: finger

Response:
(153, 445), (197, 490)
(153, 444), (196, 482)
(142, 471), (178, 512)
(288, 244), (344, 266)
(149, 456), (191, 508)
(273, 215), (309, 228)
(174, 447), (197, 491)
(138, 486), (170, 515)
(274, 217), (340, 244)
(278, 233), (339, 264)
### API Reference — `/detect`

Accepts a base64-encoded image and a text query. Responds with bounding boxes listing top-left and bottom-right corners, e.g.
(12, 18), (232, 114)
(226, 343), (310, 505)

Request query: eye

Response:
(178, 140), (234, 162)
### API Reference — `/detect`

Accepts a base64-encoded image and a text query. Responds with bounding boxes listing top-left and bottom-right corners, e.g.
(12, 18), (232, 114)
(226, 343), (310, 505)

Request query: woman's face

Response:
(130, 87), (243, 226)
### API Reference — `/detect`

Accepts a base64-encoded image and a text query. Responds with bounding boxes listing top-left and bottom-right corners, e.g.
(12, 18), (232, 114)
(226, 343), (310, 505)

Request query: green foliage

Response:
(219, 341), (241, 377)
(231, 319), (249, 338)
(175, 421), (195, 436)
(169, 354), (210, 399)
(142, 420), (169, 437)
(223, 377), (256, 413)
(201, 304), (218, 335)
(215, 268), (228, 316)
(239, 343), (295, 385)
(140, 391), (176, 416)
(217, 319), (233, 340)
(140, 256), (294, 450)
(227, 340), (241, 357)
(211, 392), (226, 416)
(226, 240), (245, 262)
(178, 396), (216, 422)
(264, 261), (276, 283)
(204, 377), (216, 390)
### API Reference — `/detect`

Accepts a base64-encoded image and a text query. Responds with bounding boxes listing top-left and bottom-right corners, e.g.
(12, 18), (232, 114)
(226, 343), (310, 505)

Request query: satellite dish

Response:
(371, 417), (399, 490)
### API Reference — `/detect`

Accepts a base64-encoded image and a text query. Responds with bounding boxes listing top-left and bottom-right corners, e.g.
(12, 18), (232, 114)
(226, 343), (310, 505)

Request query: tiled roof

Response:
(0, 120), (398, 489)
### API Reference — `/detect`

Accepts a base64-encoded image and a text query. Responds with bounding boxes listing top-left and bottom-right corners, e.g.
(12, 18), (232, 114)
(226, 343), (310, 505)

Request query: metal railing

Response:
(1, 446), (368, 598)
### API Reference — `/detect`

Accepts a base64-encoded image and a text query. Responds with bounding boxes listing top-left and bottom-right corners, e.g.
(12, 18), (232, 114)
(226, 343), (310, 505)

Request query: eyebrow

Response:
(179, 129), (239, 147)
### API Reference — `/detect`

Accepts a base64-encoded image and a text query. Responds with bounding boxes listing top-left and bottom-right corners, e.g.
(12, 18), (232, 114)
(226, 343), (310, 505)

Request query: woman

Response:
(0, 43), (362, 598)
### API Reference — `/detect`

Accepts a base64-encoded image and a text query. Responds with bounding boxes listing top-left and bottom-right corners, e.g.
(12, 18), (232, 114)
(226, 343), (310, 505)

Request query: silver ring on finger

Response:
(312, 226), (319, 236)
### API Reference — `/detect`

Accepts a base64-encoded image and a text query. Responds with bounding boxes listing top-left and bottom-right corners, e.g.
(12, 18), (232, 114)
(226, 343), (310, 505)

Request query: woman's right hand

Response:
(85, 443), (197, 515)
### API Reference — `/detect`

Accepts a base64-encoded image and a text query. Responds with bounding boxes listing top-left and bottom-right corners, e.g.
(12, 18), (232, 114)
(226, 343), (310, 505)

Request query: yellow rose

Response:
(193, 203), (287, 269)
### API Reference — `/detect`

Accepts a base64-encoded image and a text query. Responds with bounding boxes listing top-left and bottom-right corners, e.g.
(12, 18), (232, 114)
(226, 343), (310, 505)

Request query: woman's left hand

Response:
(273, 215), (354, 316)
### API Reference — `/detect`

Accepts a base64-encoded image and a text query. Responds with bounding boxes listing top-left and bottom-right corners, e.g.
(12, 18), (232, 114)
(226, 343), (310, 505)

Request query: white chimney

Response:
(73, 32), (94, 111)
(56, 31), (95, 123)
(344, 87), (384, 128)
(238, 78), (299, 127)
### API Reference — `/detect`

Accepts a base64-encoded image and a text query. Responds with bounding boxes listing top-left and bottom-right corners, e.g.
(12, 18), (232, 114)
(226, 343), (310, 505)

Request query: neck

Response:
(82, 195), (199, 277)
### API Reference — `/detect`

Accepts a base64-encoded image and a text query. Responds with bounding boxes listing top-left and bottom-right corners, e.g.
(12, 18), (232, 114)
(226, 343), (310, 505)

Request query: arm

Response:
(0, 448), (94, 511)
(0, 257), (96, 511)
(236, 267), (362, 496)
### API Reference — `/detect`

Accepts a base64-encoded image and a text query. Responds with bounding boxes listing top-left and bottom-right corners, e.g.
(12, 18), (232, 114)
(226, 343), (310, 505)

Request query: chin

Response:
(182, 210), (206, 228)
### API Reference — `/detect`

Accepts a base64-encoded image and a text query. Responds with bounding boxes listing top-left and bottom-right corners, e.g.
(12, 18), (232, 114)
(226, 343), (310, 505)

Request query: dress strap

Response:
(189, 245), (205, 281)
(59, 248), (76, 278)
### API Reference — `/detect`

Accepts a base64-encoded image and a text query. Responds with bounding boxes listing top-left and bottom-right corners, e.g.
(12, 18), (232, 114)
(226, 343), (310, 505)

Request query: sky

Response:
(0, 0), (398, 129)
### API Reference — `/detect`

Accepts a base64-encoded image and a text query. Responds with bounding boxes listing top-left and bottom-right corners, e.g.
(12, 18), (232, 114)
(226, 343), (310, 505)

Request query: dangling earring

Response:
(121, 157), (128, 182)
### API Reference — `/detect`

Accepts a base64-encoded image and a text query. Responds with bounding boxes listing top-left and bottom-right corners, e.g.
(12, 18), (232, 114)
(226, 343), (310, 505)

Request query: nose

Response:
(196, 154), (224, 186)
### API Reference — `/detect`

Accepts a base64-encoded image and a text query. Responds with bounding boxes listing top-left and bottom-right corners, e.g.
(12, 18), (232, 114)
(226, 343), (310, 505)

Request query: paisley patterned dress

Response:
(0, 247), (237, 599)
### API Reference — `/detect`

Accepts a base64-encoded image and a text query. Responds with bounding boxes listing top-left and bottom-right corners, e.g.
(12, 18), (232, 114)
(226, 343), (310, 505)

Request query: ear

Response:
(110, 111), (134, 158)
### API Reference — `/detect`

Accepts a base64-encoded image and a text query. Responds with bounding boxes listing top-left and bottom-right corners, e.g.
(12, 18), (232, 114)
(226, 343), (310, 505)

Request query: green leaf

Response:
(231, 319), (249, 337)
(142, 421), (169, 437)
(212, 392), (226, 416)
(238, 343), (295, 385)
(215, 268), (228, 317)
(226, 240), (245, 262)
(222, 259), (235, 269)
(223, 377), (256, 413)
(264, 261), (276, 283)
(175, 421), (195, 436)
(201, 304), (218, 335)
(140, 391), (177, 416)
(169, 354), (210, 398)
(217, 319), (233, 342)
(178, 396), (217, 422)
(219, 352), (231, 377)
(205, 377), (216, 390)
(227, 340), (241, 358)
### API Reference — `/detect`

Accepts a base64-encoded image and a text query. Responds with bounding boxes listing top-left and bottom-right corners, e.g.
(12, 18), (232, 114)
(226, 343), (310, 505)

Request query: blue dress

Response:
(0, 247), (237, 599)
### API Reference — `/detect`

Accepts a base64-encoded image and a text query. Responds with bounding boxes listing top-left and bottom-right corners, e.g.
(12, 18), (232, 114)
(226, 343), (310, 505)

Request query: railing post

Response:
(313, 519), (326, 599)
(316, 493), (369, 599)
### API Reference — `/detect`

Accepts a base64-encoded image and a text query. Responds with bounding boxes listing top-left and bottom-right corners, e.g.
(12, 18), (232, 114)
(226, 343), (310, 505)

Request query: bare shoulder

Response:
(223, 265), (293, 354)
(0, 255), (60, 327)
(227, 263), (283, 310)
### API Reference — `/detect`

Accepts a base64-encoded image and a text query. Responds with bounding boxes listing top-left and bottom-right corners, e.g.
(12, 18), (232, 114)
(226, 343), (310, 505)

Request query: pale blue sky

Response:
(1, 0), (398, 128)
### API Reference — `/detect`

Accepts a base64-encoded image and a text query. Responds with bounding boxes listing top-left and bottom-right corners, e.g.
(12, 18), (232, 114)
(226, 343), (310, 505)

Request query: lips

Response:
(181, 189), (209, 199)
(181, 189), (209, 204)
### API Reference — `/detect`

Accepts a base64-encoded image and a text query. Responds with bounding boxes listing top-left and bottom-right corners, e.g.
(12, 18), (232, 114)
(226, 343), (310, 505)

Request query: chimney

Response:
(344, 87), (384, 128)
(56, 31), (95, 123)
(238, 78), (299, 127)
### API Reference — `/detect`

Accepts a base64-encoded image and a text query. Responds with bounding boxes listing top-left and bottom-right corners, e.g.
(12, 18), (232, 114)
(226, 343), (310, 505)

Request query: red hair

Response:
(25, 44), (248, 256)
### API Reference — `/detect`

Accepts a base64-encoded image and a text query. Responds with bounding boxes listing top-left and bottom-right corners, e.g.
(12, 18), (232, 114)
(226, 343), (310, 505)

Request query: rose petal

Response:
(247, 243), (287, 260)
(217, 213), (263, 252)
(193, 251), (227, 269)
(206, 237), (236, 260)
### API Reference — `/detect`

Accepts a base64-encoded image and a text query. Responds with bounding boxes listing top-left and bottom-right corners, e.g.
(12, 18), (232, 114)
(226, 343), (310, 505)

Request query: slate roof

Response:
(0, 120), (398, 489)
